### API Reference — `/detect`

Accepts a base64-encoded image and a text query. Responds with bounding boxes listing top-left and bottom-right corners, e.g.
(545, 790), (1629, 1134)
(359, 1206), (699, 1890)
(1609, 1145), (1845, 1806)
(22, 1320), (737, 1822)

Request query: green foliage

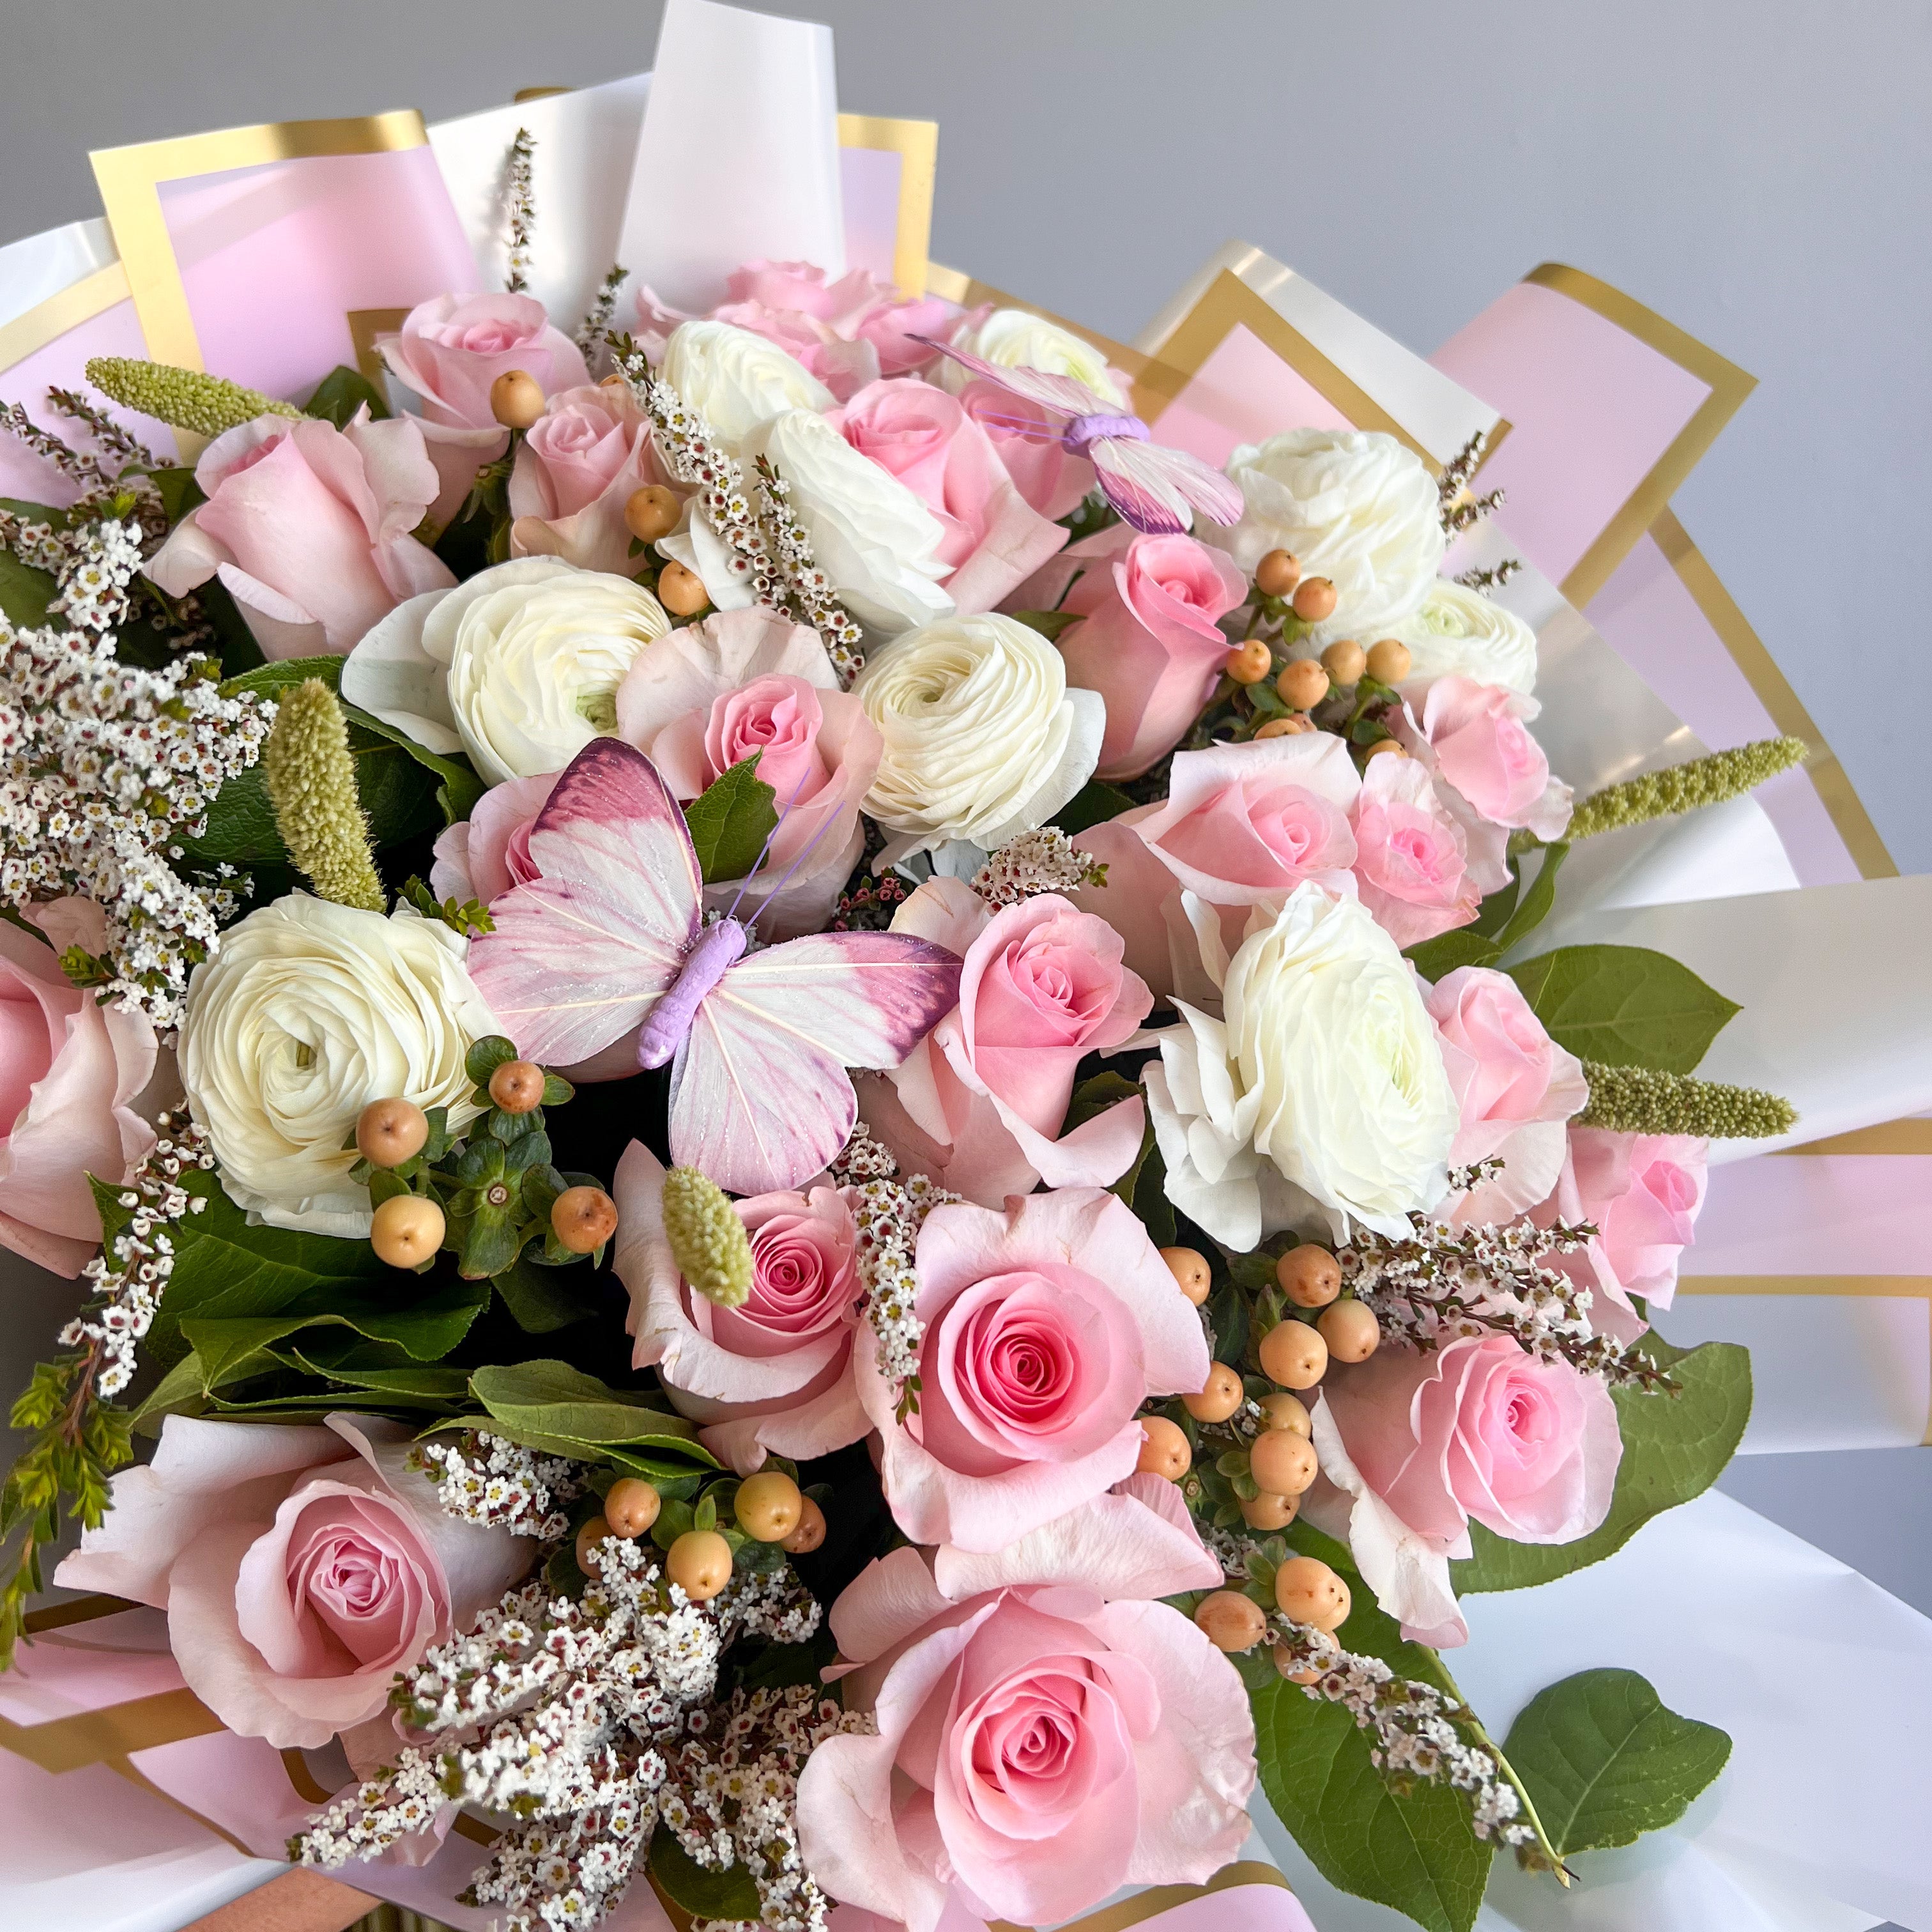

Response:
(0, 549), (57, 629)
(1051, 777), (1136, 836)
(491, 1255), (602, 1333)
(1404, 844), (1570, 981)
(1566, 737), (1807, 841)
(1453, 1334), (1751, 1592)
(401, 877), (496, 937)
(647, 1827), (762, 1920)
(1064, 1070), (1172, 1243)
(1505, 944), (1739, 1075)
(1503, 1669), (1730, 1856)
(468, 1360), (719, 1469)
(85, 356), (301, 436)
(1577, 1062), (1796, 1138)
(1008, 608), (1082, 643)
(302, 365), (391, 427)
(683, 755), (778, 884)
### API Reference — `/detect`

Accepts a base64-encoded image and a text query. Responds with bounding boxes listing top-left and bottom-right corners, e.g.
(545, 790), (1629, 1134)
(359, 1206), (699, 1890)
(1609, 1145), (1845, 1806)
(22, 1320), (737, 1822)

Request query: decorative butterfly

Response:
(466, 738), (962, 1196)
(915, 334), (1246, 537)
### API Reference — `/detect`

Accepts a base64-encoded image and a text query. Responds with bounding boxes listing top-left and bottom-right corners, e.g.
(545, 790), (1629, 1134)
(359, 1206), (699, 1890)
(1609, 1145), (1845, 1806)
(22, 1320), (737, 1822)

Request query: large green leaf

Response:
(1504, 945), (1738, 1074)
(1403, 927), (1500, 982)
(492, 1255), (602, 1334)
(1453, 1335), (1751, 1593)
(682, 755), (778, 884)
(470, 1360), (720, 1462)
(1257, 1526), (1494, 1932)
(1050, 777), (1135, 836)
(1502, 1669), (1730, 1855)
(0, 551), (57, 629)
(647, 1829), (762, 1921)
(303, 365), (390, 427)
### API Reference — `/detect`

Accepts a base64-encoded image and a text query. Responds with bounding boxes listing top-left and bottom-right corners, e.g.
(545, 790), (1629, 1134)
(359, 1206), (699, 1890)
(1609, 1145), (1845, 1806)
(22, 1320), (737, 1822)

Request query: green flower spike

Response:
(1566, 736), (1808, 842)
(662, 1165), (753, 1307)
(261, 679), (385, 912)
(85, 356), (302, 440)
(1577, 1061), (1797, 1138)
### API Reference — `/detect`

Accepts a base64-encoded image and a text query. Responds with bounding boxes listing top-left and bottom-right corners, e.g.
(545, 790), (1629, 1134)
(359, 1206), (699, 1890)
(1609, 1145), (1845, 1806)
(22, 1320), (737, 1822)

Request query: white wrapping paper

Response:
(616, 0), (845, 312)
(0, 217), (116, 331)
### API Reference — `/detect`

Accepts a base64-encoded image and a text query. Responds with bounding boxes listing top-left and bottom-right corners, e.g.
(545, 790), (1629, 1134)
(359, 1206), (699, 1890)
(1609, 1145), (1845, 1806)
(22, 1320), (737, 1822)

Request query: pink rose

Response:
(145, 412), (455, 659)
(797, 1494), (1253, 1932)
(380, 291), (590, 432)
(1071, 735), (1361, 1001)
(57, 1413), (530, 1748)
(1031, 525), (1250, 779)
(0, 912), (158, 1276)
(959, 378), (1094, 521)
(1427, 966), (1588, 1220)
(827, 378), (1067, 614)
(1394, 677), (1573, 839)
(507, 381), (670, 576)
(1349, 753), (1483, 948)
(617, 606), (881, 938)
(1567, 1128), (1709, 1309)
(857, 1190), (1209, 1551)
(862, 880), (1152, 1203)
(636, 261), (975, 400)
(429, 769), (562, 907)
(613, 1142), (868, 1473)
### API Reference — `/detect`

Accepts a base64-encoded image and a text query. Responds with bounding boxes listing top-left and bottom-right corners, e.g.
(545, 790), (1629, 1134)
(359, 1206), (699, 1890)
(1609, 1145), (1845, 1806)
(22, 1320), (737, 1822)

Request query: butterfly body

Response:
(467, 738), (962, 1194)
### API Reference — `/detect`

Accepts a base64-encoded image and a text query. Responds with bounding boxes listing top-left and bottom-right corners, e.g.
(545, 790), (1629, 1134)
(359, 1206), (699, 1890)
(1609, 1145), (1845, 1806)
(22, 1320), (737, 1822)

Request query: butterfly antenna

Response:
(721, 762), (816, 926)
(742, 793), (852, 934)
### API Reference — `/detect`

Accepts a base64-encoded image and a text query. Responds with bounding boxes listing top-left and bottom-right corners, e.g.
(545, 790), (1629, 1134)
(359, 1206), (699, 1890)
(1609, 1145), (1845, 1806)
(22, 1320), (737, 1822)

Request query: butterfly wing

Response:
(465, 739), (702, 1066)
(1089, 435), (1248, 535)
(669, 932), (963, 1195)
(911, 334), (1107, 419)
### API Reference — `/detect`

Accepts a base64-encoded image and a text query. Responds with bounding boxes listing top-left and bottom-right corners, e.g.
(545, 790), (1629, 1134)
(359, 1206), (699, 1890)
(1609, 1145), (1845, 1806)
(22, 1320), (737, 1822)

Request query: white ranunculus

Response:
(341, 556), (668, 786)
(939, 307), (1126, 405)
(855, 613), (1103, 862)
(661, 318), (835, 452)
(180, 896), (498, 1237)
(1392, 578), (1539, 696)
(1144, 884), (1458, 1246)
(744, 410), (954, 638)
(1203, 429), (1445, 643)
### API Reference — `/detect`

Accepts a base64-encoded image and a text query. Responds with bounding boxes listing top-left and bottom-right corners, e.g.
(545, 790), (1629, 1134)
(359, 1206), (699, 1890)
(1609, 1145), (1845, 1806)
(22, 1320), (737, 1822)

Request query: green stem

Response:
(1427, 1652), (1573, 1883)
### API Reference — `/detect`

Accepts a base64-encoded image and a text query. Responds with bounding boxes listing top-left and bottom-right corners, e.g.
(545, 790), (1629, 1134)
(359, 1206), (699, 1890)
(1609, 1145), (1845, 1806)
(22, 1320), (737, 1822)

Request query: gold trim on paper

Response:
(90, 111), (431, 388)
(1650, 505), (1897, 880)
(347, 306), (410, 388)
(837, 113), (938, 298)
(1521, 263), (1756, 608)
(0, 259), (132, 376)
(1770, 1118), (1932, 1156)
(0, 1683), (225, 1772)
(987, 1861), (1296, 1932)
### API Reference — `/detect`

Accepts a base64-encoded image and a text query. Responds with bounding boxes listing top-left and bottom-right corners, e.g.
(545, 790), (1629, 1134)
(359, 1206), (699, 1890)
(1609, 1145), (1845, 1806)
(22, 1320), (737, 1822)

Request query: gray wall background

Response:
(1, 1), (1928, 1615)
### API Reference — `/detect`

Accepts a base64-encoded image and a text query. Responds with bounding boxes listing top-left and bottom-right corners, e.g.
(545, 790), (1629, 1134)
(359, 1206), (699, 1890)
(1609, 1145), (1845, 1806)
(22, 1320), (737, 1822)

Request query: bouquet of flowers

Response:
(5, 7), (1893, 1932)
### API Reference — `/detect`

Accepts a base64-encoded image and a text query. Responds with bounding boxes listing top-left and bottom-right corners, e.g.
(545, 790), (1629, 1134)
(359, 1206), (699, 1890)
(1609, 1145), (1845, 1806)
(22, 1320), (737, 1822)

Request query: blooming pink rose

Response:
(636, 261), (976, 401)
(1310, 1335), (1620, 1644)
(827, 378), (1067, 614)
(857, 1190), (1209, 1551)
(958, 378), (1096, 521)
(0, 913), (158, 1275)
(617, 607), (880, 938)
(145, 412), (455, 659)
(57, 1413), (530, 1748)
(1013, 525), (1248, 780)
(613, 1142), (868, 1473)
(862, 880), (1152, 1203)
(797, 1494), (1252, 1932)
(429, 769), (562, 907)
(508, 381), (670, 576)
(1071, 735), (1362, 1001)
(380, 291), (590, 431)
(1394, 676), (1573, 839)
(1427, 966), (1588, 1220)
(1567, 1128), (1709, 1309)
(1349, 753), (1484, 948)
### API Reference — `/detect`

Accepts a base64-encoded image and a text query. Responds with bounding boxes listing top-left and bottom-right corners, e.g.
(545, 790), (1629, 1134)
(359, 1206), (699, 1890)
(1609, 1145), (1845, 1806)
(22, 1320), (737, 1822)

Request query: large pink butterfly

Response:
(915, 334), (1246, 537)
(466, 739), (962, 1195)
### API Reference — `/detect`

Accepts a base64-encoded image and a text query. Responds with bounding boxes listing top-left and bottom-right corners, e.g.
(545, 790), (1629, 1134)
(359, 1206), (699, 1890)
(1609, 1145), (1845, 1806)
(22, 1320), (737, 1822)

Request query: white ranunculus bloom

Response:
(855, 613), (1103, 862)
(661, 318), (835, 452)
(180, 896), (498, 1237)
(939, 307), (1126, 404)
(341, 556), (668, 786)
(1203, 429), (1445, 643)
(1144, 884), (1459, 1246)
(1392, 577), (1539, 696)
(744, 410), (954, 638)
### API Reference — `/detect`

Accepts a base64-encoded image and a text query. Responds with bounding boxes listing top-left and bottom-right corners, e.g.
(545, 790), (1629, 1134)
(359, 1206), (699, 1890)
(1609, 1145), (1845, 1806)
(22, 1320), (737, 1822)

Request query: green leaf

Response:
(491, 1255), (600, 1334)
(1403, 928), (1500, 981)
(137, 465), (206, 525)
(1453, 1334), (1751, 1592)
(340, 697), (486, 827)
(647, 1830), (762, 1922)
(682, 755), (778, 884)
(1008, 608), (1082, 643)
(303, 365), (390, 427)
(1505, 944), (1740, 1074)
(0, 551), (57, 629)
(1063, 1070), (1142, 1134)
(1050, 778), (1135, 837)
(470, 1361), (720, 1462)
(1502, 1668), (1731, 1856)
(1489, 841), (1569, 955)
